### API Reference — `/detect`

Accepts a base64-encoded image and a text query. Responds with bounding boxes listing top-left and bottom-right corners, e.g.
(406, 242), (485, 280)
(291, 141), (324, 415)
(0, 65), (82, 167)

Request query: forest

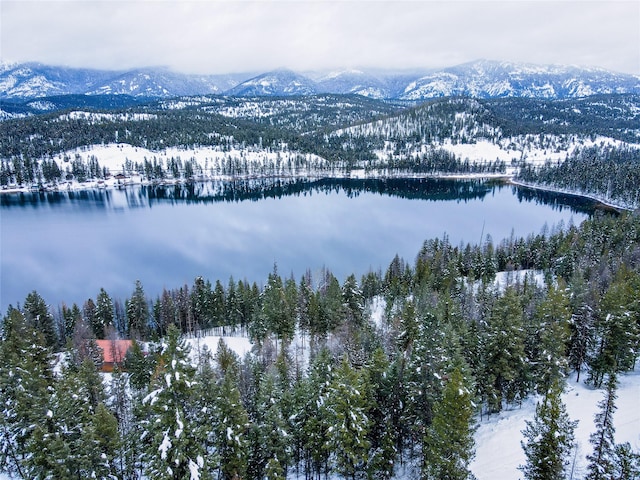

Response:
(1, 92), (640, 479)
(2, 205), (639, 479)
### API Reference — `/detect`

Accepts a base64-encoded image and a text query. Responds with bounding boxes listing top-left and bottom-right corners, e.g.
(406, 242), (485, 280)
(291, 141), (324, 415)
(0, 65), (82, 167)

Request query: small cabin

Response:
(96, 339), (132, 372)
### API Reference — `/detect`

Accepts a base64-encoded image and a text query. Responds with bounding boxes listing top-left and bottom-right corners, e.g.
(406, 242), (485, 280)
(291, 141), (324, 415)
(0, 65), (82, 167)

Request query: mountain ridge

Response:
(1, 59), (639, 101)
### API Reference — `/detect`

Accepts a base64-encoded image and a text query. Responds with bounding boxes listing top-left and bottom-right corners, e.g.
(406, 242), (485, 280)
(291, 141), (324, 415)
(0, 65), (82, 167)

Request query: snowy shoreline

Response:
(508, 178), (635, 212)
(0, 170), (511, 195)
(3, 171), (629, 215)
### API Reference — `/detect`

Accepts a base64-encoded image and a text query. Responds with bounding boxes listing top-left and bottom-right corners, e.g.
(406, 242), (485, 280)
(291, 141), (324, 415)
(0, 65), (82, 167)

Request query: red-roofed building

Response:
(96, 339), (133, 372)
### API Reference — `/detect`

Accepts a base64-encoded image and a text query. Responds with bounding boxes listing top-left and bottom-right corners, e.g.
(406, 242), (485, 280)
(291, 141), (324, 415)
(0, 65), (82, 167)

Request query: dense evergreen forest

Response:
(1, 92), (640, 478)
(2, 207), (639, 479)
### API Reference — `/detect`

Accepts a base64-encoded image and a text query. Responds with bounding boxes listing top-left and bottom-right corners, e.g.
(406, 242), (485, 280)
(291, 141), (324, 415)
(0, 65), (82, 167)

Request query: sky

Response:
(1, 0), (639, 75)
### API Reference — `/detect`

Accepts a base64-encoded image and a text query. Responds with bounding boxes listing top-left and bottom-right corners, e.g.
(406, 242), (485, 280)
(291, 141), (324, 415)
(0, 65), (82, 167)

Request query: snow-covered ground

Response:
(185, 334), (253, 361)
(52, 143), (323, 176)
(471, 369), (640, 480)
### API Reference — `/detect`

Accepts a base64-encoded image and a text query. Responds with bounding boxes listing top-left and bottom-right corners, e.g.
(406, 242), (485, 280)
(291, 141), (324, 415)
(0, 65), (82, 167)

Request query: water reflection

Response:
(1, 177), (603, 212)
(1, 177), (597, 310)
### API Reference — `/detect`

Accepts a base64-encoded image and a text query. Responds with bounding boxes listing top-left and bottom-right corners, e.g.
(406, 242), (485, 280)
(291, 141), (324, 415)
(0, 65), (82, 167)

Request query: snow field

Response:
(471, 369), (640, 480)
(185, 335), (253, 361)
(50, 143), (325, 177)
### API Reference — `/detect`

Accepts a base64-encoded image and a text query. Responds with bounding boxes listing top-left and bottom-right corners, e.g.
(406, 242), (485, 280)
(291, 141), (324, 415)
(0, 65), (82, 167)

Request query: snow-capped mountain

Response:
(85, 68), (244, 97)
(225, 69), (318, 97)
(0, 62), (249, 99)
(400, 60), (640, 100)
(1, 60), (639, 101)
(313, 69), (391, 99)
(0, 62), (116, 98)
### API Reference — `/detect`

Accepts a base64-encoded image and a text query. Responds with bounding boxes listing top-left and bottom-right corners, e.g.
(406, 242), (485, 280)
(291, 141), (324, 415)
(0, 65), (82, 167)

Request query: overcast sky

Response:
(1, 1), (639, 75)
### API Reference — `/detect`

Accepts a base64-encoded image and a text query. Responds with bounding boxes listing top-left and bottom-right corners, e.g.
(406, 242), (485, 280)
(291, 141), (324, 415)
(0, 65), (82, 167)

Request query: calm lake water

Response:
(1, 178), (599, 310)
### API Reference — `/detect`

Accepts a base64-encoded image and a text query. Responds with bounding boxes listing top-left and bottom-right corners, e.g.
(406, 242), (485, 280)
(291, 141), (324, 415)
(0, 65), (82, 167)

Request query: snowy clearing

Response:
(471, 368), (640, 480)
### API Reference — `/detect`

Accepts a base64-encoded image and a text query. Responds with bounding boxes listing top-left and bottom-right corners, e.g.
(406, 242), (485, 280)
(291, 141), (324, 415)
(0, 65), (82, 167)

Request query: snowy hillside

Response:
(472, 370), (640, 480)
(226, 69), (318, 97)
(313, 69), (391, 99)
(400, 60), (640, 100)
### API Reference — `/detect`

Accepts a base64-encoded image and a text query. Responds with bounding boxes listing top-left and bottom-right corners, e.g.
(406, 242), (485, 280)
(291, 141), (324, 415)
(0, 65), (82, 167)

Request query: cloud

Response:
(1, 1), (638, 74)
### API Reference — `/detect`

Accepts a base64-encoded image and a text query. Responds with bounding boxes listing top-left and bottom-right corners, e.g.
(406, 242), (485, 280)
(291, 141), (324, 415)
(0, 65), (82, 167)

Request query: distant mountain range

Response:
(1, 60), (639, 101)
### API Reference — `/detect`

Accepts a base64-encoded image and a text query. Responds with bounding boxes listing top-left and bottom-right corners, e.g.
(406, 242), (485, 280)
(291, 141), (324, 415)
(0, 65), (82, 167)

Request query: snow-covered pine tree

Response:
(94, 287), (115, 338)
(0, 307), (53, 478)
(365, 346), (397, 480)
(422, 367), (476, 480)
(248, 371), (291, 479)
(588, 269), (640, 387)
(530, 284), (571, 394)
(585, 373), (618, 480)
(519, 379), (577, 480)
(297, 347), (333, 477)
(322, 355), (371, 479)
(212, 339), (249, 480)
(482, 287), (528, 413)
(140, 325), (206, 480)
(22, 290), (57, 348)
(613, 442), (640, 479)
(126, 280), (149, 338)
(26, 358), (119, 479)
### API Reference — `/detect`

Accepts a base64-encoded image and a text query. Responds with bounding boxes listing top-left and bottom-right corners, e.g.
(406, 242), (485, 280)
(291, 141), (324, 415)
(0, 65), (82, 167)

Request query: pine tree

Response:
(260, 269), (296, 353)
(613, 443), (640, 480)
(422, 368), (476, 480)
(22, 290), (57, 347)
(0, 308), (53, 478)
(94, 287), (115, 338)
(404, 308), (463, 444)
(365, 347), (397, 479)
(342, 273), (365, 330)
(108, 368), (137, 479)
(226, 277), (242, 332)
(297, 347), (332, 477)
(212, 340), (250, 480)
(588, 270), (640, 387)
(26, 358), (119, 479)
(530, 285), (571, 394)
(519, 379), (577, 480)
(140, 325), (206, 480)
(83, 297), (97, 337)
(125, 339), (157, 391)
(482, 287), (527, 413)
(319, 270), (346, 334)
(126, 280), (149, 338)
(264, 456), (286, 480)
(322, 356), (371, 479)
(248, 371), (291, 479)
(585, 373), (618, 480)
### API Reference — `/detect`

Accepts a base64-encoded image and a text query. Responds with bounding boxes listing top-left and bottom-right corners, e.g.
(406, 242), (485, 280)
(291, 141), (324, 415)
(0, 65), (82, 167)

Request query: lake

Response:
(0, 177), (599, 310)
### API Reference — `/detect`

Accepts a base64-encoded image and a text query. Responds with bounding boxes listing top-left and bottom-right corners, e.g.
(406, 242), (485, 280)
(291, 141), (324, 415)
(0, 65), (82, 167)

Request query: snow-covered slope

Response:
(314, 69), (391, 99)
(400, 60), (640, 100)
(226, 69), (318, 97)
(0, 62), (250, 99)
(85, 68), (243, 97)
(471, 369), (640, 480)
(2, 60), (638, 100)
